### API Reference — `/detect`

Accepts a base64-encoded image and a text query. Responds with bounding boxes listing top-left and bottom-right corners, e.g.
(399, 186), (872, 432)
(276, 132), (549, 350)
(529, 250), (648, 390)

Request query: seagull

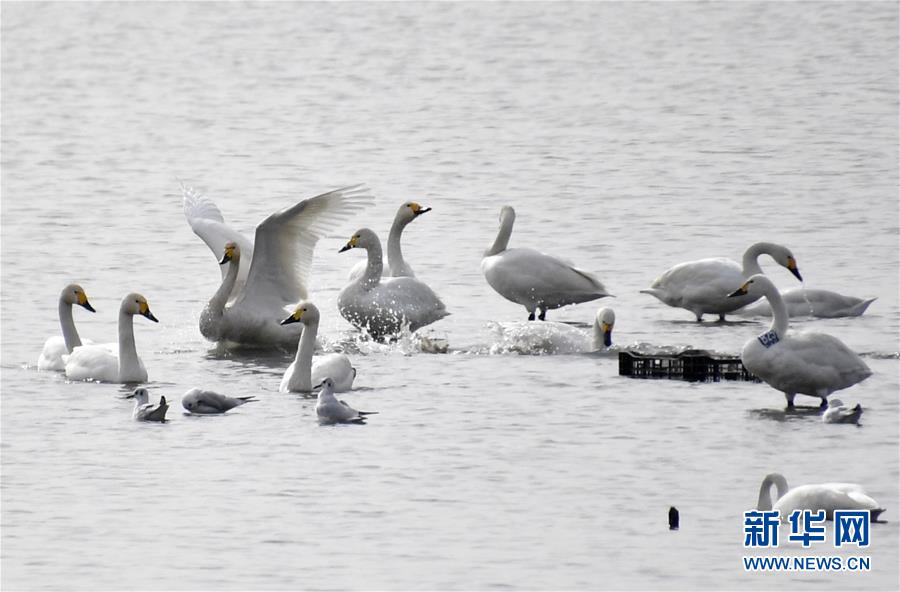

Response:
(126, 387), (168, 422)
(181, 388), (256, 414)
(822, 399), (863, 424)
(315, 377), (377, 425)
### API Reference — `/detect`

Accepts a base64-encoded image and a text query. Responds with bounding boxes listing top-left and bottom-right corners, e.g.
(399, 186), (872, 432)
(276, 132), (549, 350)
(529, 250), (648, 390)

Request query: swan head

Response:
(727, 274), (776, 299)
(126, 387), (150, 404)
(280, 300), (320, 326)
(499, 205), (516, 225)
(219, 241), (239, 265)
(339, 228), (378, 253)
(765, 244), (802, 281)
(399, 201), (431, 223)
(62, 283), (96, 313)
(121, 293), (159, 322)
(595, 307), (616, 347)
(828, 398), (844, 409)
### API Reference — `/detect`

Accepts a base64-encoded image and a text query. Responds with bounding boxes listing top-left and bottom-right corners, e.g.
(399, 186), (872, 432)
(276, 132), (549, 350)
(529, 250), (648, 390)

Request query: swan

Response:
(126, 387), (168, 422)
(738, 287), (876, 318)
(347, 201), (431, 280)
(481, 206), (610, 321)
(490, 307), (616, 354)
(279, 301), (356, 393)
(641, 242), (802, 321)
(315, 377), (377, 425)
(822, 399), (863, 424)
(757, 473), (885, 521)
(337, 228), (449, 340)
(728, 274), (871, 408)
(38, 284), (97, 371)
(185, 184), (373, 347)
(181, 388), (257, 414)
(64, 293), (158, 383)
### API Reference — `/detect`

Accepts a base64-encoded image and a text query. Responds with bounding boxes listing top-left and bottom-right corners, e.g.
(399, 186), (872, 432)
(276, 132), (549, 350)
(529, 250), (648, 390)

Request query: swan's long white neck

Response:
(387, 214), (413, 277)
(117, 309), (141, 379)
(757, 473), (789, 510)
(288, 319), (319, 392)
(759, 280), (789, 337)
(358, 240), (384, 288)
(485, 209), (515, 257)
(741, 242), (780, 277)
(207, 253), (241, 318)
(592, 319), (604, 351)
(58, 297), (81, 352)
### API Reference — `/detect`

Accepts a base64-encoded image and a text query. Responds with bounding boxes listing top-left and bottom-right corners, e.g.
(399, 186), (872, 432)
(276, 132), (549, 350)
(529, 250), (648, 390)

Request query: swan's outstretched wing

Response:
(235, 185), (374, 313)
(182, 183), (254, 289)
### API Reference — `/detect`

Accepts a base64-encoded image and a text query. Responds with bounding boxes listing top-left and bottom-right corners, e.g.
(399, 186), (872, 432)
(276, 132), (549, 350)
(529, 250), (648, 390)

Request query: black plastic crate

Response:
(618, 350), (759, 382)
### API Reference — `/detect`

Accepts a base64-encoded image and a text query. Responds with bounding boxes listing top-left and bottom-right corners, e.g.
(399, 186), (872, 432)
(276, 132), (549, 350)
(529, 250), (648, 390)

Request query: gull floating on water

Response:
(126, 387), (168, 422)
(182, 388), (257, 414)
(315, 377), (377, 425)
(822, 399), (863, 424)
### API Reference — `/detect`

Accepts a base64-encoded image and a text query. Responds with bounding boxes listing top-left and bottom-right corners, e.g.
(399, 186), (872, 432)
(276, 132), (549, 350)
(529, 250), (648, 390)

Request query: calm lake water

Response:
(2, 2), (898, 590)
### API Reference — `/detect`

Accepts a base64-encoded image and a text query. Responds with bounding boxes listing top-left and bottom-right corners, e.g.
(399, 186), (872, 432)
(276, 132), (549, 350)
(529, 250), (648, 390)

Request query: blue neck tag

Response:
(758, 330), (780, 348)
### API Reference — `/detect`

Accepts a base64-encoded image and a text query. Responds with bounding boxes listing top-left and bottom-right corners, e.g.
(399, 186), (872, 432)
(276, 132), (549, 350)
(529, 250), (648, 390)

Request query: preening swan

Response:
(315, 377), (377, 424)
(38, 284), (96, 371)
(642, 242), (802, 321)
(481, 206), (610, 320)
(338, 228), (449, 340)
(822, 399), (863, 424)
(729, 274), (871, 408)
(738, 287), (876, 318)
(189, 185), (374, 347)
(757, 473), (885, 521)
(181, 388), (257, 414)
(490, 307), (616, 354)
(279, 301), (356, 393)
(348, 201), (431, 280)
(64, 293), (158, 383)
(126, 387), (168, 422)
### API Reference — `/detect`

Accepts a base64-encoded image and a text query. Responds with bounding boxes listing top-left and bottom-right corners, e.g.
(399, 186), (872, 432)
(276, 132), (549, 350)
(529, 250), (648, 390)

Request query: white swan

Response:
(185, 184), (373, 347)
(822, 399), (863, 424)
(338, 228), (449, 340)
(64, 293), (159, 383)
(279, 301), (356, 393)
(38, 284), (97, 371)
(315, 377), (376, 424)
(347, 201), (431, 280)
(181, 388), (256, 414)
(729, 274), (871, 408)
(757, 473), (885, 521)
(481, 206), (610, 321)
(126, 387), (169, 422)
(490, 308), (616, 354)
(738, 287), (876, 318)
(642, 242), (802, 321)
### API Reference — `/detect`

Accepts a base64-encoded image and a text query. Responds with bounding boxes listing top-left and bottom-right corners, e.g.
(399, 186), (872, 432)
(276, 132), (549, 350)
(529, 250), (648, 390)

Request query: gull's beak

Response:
(728, 284), (749, 298)
(313, 380), (325, 390)
(80, 300), (96, 313)
(125, 392), (136, 399)
(787, 258), (802, 282)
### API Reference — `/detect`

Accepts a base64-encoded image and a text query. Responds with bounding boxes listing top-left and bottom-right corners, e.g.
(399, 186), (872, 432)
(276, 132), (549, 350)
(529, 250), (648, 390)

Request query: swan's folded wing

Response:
(182, 183), (254, 283)
(236, 184), (374, 312)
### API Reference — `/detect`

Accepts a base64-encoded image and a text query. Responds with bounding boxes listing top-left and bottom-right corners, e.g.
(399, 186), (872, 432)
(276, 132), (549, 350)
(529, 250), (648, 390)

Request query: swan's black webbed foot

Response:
(527, 312), (535, 321)
(819, 398), (829, 409)
(538, 309), (546, 321)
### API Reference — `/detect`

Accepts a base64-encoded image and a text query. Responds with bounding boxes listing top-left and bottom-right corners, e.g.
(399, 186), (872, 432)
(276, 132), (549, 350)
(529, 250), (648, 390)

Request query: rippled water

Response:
(2, 2), (898, 590)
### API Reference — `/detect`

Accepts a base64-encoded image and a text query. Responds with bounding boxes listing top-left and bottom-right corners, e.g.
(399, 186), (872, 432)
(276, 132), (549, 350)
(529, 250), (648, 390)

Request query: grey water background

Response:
(2, 2), (898, 590)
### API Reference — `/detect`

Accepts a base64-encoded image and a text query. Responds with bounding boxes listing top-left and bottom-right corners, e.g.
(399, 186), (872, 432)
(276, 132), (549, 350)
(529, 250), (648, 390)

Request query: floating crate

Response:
(618, 349), (760, 382)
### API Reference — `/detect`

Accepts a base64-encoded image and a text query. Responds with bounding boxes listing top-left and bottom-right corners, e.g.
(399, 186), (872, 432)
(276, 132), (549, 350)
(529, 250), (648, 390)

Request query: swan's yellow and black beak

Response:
(601, 322), (614, 348)
(280, 309), (303, 326)
(339, 235), (359, 253)
(787, 257), (802, 282)
(78, 291), (96, 313)
(219, 245), (235, 265)
(139, 301), (159, 323)
(411, 202), (431, 217)
(728, 282), (750, 298)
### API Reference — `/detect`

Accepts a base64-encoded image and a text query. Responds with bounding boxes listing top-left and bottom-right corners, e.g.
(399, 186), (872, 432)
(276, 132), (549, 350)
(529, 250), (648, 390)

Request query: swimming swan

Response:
(347, 201), (431, 280)
(279, 301), (356, 393)
(126, 387), (169, 422)
(315, 377), (377, 424)
(729, 274), (871, 408)
(64, 293), (159, 383)
(38, 284), (96, 371)
(481, 206), (610, 320)
(191, 185), (374, 347)
(756, 473), (885, 521)
(338, 228), (449, 340)
(491, 307), (616, 354)
(642, 242), (802, 321)
(738, 287), (876, 318)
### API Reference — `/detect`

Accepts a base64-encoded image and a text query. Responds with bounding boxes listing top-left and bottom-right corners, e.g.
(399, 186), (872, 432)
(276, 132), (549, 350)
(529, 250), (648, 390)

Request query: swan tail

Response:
(357, 410), (379, 416)
(871, 508), (886, 522)
(850, 297), (877, 316)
